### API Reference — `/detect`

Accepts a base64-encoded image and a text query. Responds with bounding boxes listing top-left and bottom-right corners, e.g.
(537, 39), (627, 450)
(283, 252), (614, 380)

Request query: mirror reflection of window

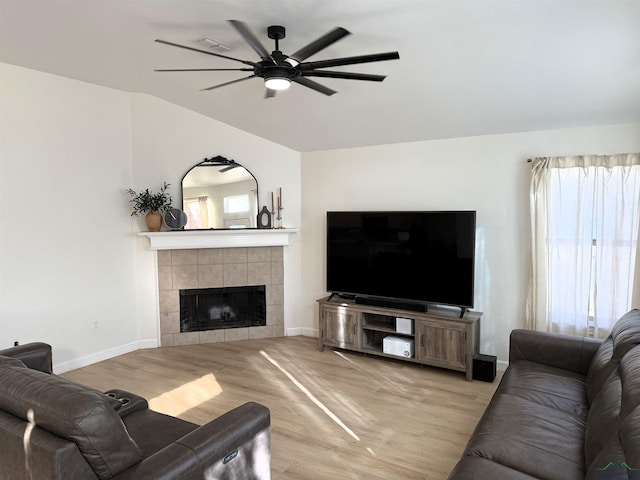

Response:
(223, 194), (251, 229)
(185, 196), (209, 229)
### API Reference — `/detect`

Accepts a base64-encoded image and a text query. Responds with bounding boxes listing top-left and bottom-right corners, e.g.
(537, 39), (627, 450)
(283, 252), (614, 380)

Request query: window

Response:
(223, 194), (250, 214)
(222, 193), (251, 229)
(527, 154), (640, 337)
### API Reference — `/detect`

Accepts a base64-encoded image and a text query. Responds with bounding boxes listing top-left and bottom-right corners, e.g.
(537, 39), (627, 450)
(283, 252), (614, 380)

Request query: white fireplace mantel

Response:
(139, 228), (298, 250)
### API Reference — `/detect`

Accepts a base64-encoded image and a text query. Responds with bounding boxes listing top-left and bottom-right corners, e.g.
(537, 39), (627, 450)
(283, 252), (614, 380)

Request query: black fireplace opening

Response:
(180, 285), (266, 332)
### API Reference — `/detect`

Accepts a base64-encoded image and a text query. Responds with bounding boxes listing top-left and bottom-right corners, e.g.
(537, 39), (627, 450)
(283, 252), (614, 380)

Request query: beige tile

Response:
(199, 329), (226, 344)
(160, 311), (180, 334)
(198, 264), (224, 288)
(271, 260), (284, 285)
(267, 304), (284, 326)
(172, 265), (198, 289)
(158, 265), (173, 291)
(160, 334), (175, 347)
(272, 325), (285, 338)
(173, 332), (200, 346)
(198, 249), (223, 265)
(159, 290), (179, 315)
(223, 248), (247, 264)
(248, 247), (271, 263)
(157, 250), (172, 266)
(266, 284), (284, 306)
(224, 328), (249, 342)
(223, 263), (248, 286)
(248, 262), (271, 285)
(270, 247), (283, 262)
(172, 249), (198, 265)
(249, 326), (274, 340)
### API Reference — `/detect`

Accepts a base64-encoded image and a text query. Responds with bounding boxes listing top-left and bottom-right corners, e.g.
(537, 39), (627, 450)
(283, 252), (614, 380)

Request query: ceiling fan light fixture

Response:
(265, 77), (291, 91)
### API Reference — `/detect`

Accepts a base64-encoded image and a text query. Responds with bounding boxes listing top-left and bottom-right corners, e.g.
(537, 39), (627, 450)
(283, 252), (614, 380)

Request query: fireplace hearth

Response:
(180, 285), (266, 332)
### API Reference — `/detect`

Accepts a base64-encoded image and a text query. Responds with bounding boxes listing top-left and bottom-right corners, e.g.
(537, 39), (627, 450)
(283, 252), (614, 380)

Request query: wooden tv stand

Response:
(317, 296), (481, 381)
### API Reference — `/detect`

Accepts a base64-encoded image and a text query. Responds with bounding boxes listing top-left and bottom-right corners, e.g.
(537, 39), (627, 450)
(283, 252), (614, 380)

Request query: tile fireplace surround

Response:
(157, 246), (284, 346)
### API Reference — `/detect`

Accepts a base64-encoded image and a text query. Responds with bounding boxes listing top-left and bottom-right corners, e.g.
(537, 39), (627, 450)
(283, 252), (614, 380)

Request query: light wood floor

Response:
(62, 336), (501, 480)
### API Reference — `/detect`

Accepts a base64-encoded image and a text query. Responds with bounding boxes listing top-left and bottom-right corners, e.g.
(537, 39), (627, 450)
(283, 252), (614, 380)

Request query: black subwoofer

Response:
(473, 354), (497, 382)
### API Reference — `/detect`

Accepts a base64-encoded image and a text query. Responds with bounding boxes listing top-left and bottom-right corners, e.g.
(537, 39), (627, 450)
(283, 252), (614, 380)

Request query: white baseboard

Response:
(286, 327), (318, 338)
(54, 339), (158, 374)
(497, 359), (509, 371)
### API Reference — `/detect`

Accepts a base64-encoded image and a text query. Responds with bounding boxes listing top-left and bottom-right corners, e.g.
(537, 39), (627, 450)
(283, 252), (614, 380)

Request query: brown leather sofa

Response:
(449, 309), (640, 480)
(0, 343), (271, 480)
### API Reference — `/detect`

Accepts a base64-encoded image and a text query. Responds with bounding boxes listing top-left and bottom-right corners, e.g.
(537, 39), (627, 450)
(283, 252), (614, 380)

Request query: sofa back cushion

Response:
(585, 344), (640, 473)
(586, 309), (640, 403)
(0, 365), (143, 479)
(611, 309), (640, 362)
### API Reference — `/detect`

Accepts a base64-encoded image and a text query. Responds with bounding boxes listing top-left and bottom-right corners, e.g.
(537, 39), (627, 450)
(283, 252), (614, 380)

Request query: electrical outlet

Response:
(14, 340), (19, 347)
(93, 321), (99, 330)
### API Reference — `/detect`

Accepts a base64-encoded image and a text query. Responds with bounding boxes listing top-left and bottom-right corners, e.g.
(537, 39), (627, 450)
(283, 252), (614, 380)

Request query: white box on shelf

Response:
(395, 317), (414, 334)
(383, 336), (415, 358)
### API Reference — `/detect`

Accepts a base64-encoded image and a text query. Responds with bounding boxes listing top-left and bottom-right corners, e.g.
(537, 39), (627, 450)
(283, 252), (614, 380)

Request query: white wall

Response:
(301, 123), (640, 363)
(0, 63), (138, 368)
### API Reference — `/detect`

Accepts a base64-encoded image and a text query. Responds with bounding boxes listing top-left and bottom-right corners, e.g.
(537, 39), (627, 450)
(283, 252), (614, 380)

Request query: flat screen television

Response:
(326, 211), (476, 311)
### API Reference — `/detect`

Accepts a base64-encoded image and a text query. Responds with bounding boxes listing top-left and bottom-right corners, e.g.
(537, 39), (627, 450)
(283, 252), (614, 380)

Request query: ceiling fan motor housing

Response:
(267, 25), (286, 40)
(256, 51), (300, 82)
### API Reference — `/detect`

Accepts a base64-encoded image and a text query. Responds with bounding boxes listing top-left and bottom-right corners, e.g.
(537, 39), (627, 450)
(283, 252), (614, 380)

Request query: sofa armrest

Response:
(509, 329), (602, 375)
(0, 342), (52, 373)
(114, 402), (271, 480)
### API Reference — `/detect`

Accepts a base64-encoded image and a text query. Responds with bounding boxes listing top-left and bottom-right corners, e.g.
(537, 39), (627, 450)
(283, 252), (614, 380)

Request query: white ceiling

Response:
(1, 0), (639, 152)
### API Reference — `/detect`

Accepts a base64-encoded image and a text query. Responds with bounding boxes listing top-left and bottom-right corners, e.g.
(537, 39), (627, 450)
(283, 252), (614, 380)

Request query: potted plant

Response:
(126, 182), (172, 232)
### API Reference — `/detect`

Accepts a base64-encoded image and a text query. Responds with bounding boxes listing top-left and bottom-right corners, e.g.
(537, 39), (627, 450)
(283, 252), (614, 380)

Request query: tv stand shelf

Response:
(317, 296), (481, 381)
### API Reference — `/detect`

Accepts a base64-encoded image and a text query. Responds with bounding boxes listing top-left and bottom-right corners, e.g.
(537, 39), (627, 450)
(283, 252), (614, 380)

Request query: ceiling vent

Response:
(194, 36), (232, 52)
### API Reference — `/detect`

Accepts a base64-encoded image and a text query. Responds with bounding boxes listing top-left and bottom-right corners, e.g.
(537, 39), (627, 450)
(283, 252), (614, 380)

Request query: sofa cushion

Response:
(587, 309), (640, 404)
(584, 367), (622, 469)
(455, 358), (591, 480)
(611, 309), (640, 363)
(586, 337), (615, 403)
(497, 360), (588, 416)
(0, 365), (143, 479)
(0, 355), (27, 368)
(619, 345), (640, 420)
(448, 456), (543, 480)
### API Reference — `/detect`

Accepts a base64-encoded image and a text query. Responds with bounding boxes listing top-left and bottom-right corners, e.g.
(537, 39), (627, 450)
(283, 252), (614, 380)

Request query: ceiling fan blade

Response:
(265, 89), (276, 99)
(286, 27), (350, 65)
(302, 70), (386, 82)
(201, 74), (256, 91)
(155, 68), (254, 72)
(155, 39), (255, 66)
(291, 77), (337, 96)
(300, 51), (400, 70)
(228, 20), (274, 62)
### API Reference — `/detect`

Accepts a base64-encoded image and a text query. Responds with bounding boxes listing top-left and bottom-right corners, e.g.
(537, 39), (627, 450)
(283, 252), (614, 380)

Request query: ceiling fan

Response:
(155, 20), (400, 97)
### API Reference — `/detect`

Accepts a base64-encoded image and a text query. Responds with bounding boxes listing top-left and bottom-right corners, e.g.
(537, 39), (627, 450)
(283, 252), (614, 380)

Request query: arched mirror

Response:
(181, 156), (258, 229)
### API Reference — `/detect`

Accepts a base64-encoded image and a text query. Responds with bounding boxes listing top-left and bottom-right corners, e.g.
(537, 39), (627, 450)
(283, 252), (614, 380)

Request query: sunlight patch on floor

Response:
(149, 373), (222, 417)
(260, 350), (360, 442)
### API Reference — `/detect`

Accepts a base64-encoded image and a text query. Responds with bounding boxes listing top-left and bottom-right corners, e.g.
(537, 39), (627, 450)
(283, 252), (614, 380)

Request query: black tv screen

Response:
(326, 211), (476, 308)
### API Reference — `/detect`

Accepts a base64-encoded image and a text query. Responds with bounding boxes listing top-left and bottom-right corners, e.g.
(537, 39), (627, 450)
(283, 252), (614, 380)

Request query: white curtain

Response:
(527, 153), (640, 337)
(185, 196), (209, 229)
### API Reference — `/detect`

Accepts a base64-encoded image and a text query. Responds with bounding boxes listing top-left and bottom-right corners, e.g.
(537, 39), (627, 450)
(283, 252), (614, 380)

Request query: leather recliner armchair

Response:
(0, 343), (271, 480)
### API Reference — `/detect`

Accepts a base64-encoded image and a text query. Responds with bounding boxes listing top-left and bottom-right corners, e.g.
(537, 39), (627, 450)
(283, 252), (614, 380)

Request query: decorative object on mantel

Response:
(271, 188), (284, 229)
(257, 206), (272, 229)
(164, 208), (188, 230)
(126, 182), (172, 232)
